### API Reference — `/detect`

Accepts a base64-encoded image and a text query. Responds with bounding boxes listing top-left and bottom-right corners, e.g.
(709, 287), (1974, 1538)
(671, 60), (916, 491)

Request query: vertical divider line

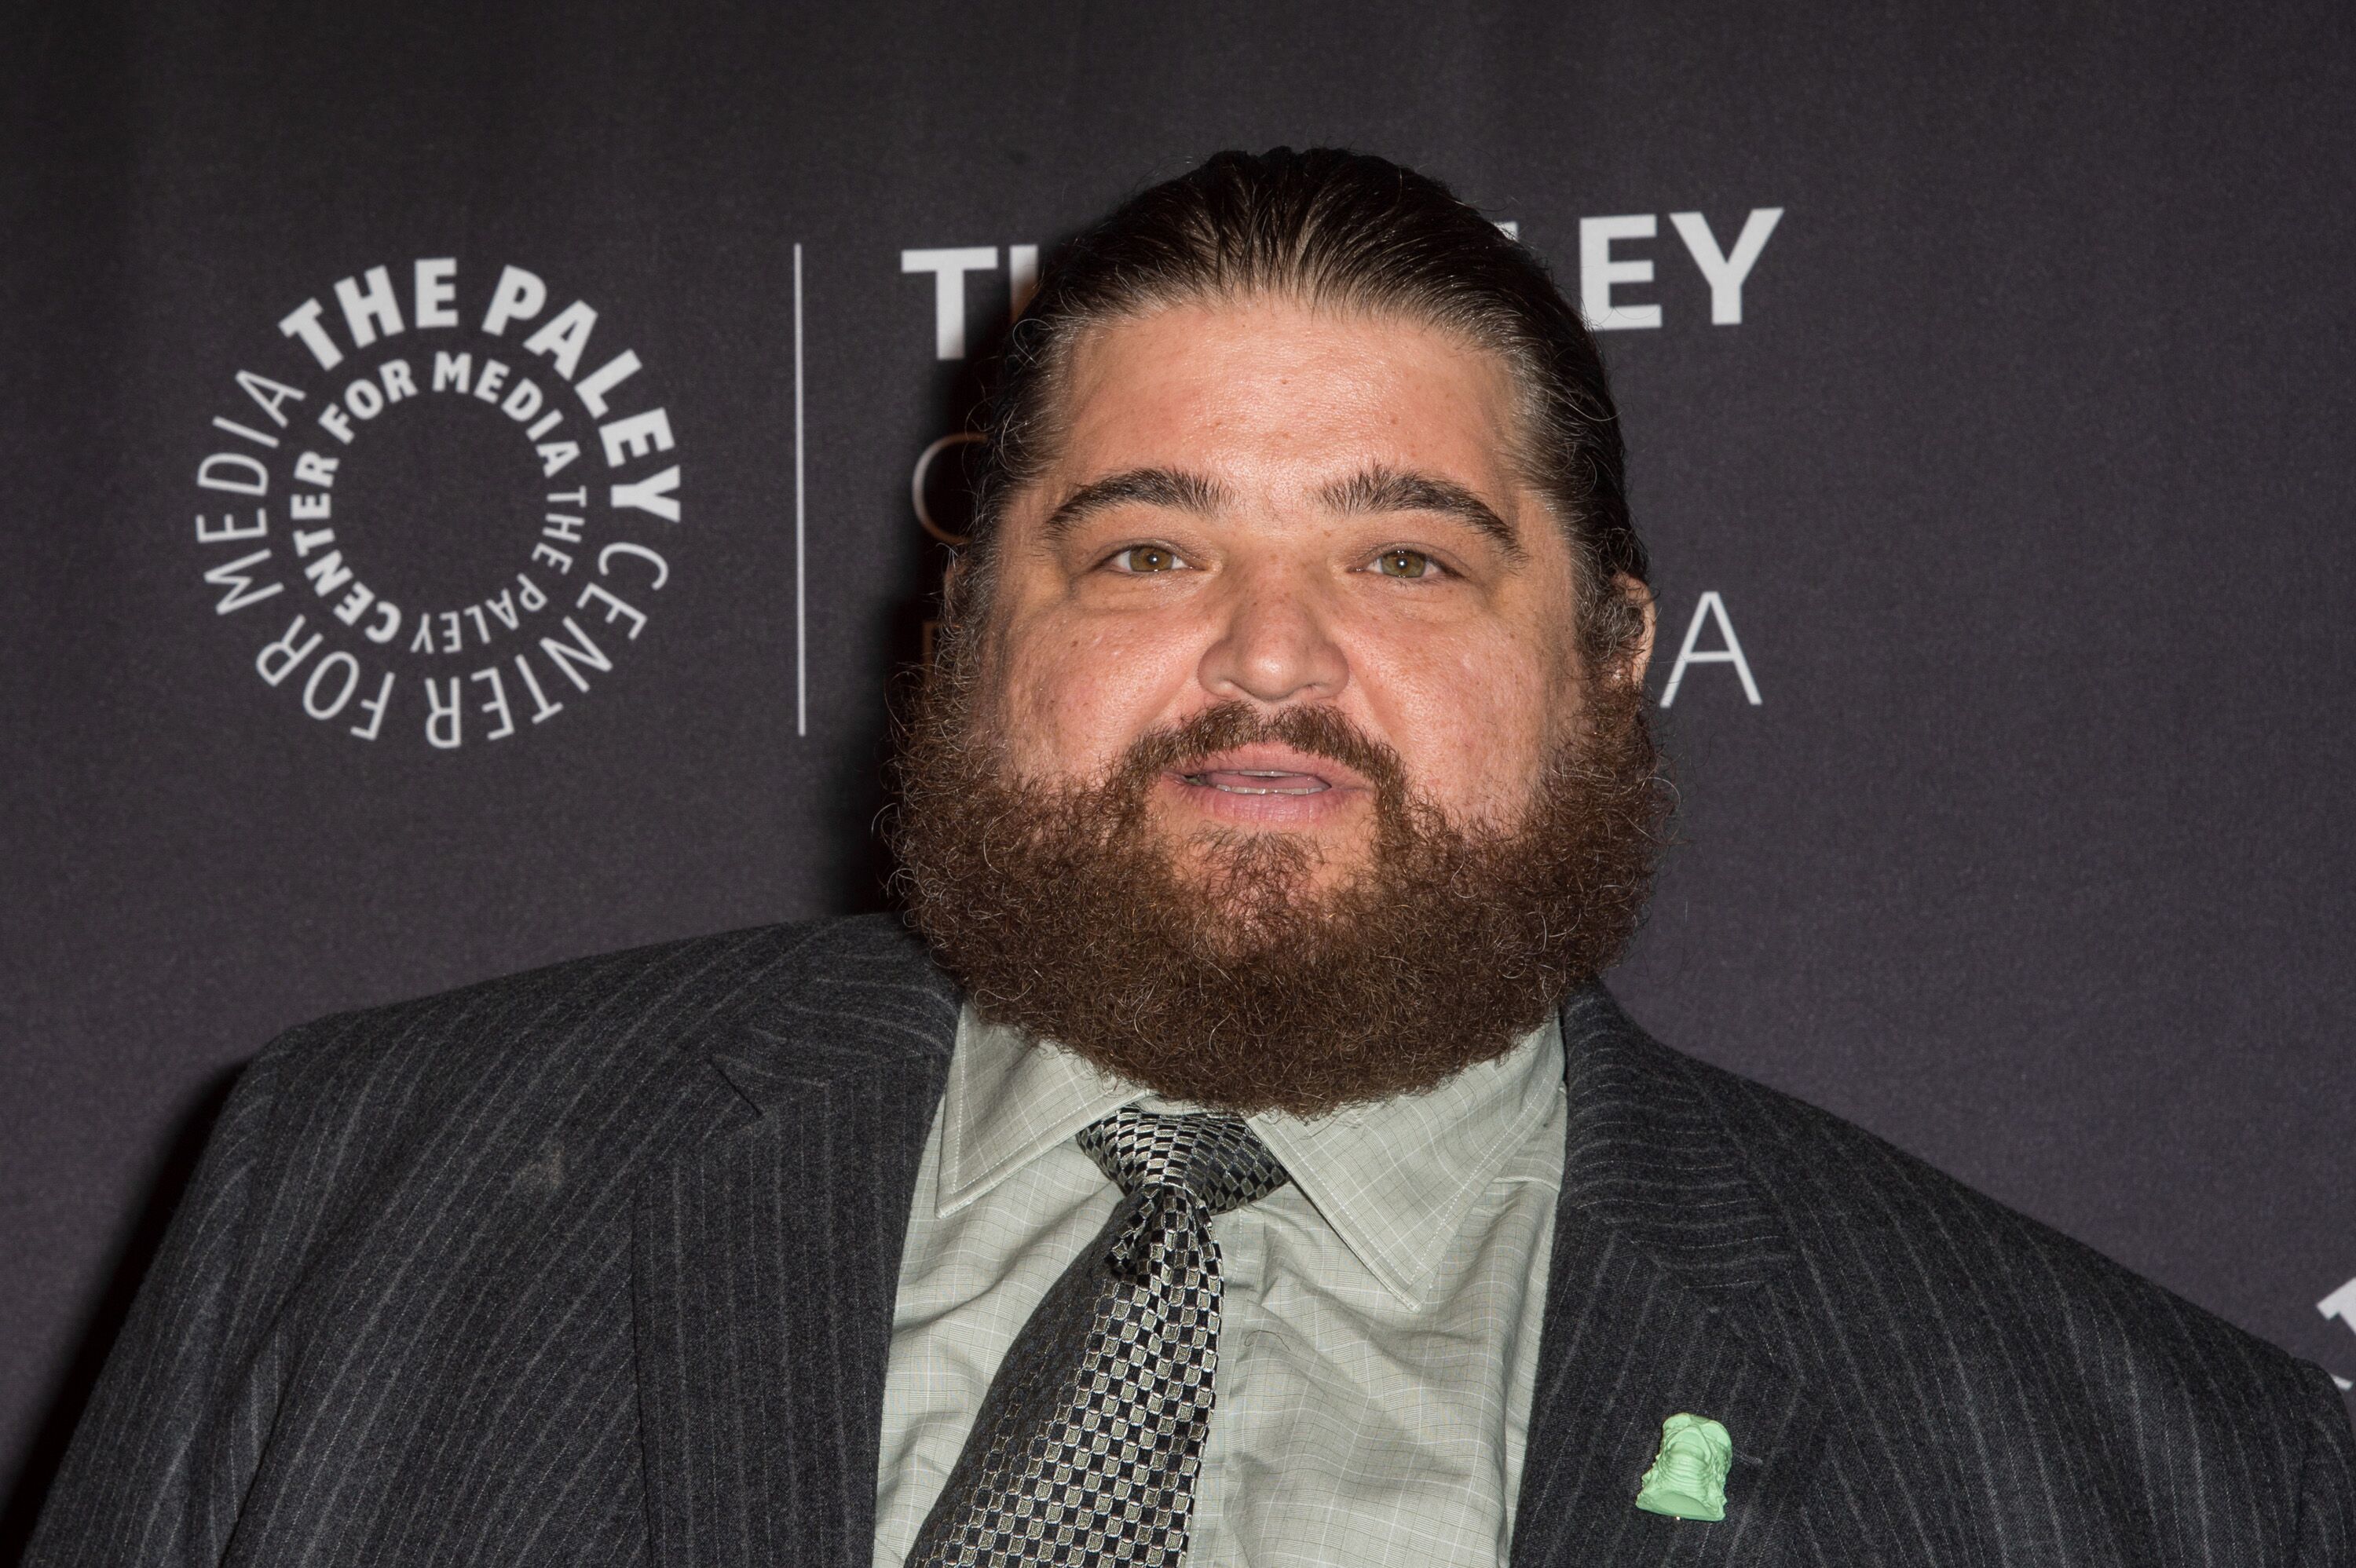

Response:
(793, 242), (807, 737)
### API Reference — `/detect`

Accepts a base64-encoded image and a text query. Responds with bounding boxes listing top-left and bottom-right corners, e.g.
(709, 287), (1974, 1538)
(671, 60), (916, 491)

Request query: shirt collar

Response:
(936, 1004), (1565, 1310)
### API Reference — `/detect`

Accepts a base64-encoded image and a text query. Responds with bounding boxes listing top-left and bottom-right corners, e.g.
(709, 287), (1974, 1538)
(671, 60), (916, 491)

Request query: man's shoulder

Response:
(1669, 1029), (2223, 1331)
(242, 913), (949, 1168)
(280, 909), (935, 1051)
(1612, 1000), (2345, 1463)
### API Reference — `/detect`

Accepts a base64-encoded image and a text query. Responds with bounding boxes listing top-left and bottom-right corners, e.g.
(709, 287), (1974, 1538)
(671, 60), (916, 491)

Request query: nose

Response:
(1196, 568), (1349, 706)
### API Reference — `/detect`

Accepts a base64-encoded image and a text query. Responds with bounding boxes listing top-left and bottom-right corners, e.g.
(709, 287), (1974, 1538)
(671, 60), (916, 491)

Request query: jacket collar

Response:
(1510, 981), (1828, 1566)
(634, 917), (959, 1568)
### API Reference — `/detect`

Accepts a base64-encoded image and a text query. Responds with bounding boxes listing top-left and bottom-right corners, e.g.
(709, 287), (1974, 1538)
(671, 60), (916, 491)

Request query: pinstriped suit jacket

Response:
(27, 914), (2356, 1566)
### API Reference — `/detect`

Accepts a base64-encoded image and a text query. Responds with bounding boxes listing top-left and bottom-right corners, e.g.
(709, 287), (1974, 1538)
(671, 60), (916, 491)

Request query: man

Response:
(30, 148), (2355, 1566)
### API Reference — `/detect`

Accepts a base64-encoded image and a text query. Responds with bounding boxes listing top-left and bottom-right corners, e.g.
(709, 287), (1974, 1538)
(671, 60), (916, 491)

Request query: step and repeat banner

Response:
(5, 0), (2354, 1543)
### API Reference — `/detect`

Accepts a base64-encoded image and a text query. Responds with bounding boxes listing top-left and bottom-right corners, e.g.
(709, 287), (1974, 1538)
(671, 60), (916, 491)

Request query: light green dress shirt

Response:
(871, 1006), (1568, 1567)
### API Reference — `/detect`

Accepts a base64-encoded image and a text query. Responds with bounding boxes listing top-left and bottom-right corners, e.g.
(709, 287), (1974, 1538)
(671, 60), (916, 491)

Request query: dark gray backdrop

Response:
(7, 0), (2354, 1551)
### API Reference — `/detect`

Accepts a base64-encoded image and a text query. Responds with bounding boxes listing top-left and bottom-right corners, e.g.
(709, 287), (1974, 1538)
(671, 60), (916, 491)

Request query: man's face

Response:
(895, 292), (1666, 1114)
(974, 297), (1629, 892)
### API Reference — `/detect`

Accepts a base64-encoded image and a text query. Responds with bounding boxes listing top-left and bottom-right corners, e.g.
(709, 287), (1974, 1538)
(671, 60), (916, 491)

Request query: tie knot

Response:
(1077, 1107), (1290, 1215)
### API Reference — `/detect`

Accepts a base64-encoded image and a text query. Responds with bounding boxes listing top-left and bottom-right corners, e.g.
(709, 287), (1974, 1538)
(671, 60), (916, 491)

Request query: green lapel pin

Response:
(1634, 1412), (1732, 1522)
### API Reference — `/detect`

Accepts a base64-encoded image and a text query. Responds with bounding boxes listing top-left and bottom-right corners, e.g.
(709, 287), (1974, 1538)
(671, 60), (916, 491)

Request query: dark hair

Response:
(955, 146), (1649, 660)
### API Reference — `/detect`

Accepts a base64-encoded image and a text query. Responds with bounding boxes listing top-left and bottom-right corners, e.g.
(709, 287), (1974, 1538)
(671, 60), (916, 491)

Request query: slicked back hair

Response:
(953, 146), (1650, 664)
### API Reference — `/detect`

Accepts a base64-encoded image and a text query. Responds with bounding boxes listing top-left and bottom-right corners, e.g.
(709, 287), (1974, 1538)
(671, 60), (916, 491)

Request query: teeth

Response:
(1180, 768), (1328, 797)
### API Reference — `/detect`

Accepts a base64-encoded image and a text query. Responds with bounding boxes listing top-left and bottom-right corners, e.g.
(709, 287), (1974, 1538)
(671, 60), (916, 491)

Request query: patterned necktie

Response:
(905, 1107), (1291, 1567)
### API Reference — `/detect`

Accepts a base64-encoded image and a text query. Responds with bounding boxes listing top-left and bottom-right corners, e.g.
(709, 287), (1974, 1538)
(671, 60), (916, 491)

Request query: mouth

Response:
(1157, 745), (1370, 827)
(1180, 767), (1333, 797)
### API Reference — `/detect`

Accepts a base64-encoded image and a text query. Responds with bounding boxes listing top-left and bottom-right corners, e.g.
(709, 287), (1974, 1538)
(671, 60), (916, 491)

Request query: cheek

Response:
(1356, 627), (1564, 823)
(986, 607), (1204, 780)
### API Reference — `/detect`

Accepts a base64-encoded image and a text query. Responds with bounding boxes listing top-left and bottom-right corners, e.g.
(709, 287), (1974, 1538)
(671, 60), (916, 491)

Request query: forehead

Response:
(1049, 296), (1527, 492)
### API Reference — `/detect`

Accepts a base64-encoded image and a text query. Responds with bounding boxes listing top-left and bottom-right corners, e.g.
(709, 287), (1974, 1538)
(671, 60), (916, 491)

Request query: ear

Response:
(1611, 572), (1657, 691)
(939, 550), (970, 622)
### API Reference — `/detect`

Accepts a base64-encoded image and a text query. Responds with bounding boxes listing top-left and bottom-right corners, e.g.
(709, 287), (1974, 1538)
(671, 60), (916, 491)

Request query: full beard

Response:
(889, 647), (1670, 1118)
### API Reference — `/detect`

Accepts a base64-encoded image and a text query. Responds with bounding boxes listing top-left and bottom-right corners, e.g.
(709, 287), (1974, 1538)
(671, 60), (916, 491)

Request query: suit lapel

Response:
(635, 921), (959, 1568)
(1512, 986), (1829, 1566)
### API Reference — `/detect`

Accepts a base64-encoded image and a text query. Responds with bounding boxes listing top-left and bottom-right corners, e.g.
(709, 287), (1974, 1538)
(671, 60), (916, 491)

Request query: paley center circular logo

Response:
(190, 259), (682, 749)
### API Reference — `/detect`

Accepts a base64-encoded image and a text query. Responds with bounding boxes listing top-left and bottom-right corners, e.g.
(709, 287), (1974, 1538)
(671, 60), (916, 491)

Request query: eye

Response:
(1108, 545), (1187, 573)
(1370, 547), (1436, 579)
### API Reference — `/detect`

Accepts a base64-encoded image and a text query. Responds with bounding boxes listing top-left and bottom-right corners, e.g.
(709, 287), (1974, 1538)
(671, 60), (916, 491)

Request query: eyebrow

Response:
(1038, 467), (1226, 544)
(1319, 465), (1524, 561)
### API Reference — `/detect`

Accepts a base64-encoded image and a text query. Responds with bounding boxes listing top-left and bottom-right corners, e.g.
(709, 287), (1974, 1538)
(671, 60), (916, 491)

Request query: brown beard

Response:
(888, 646), (1670, 1118)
